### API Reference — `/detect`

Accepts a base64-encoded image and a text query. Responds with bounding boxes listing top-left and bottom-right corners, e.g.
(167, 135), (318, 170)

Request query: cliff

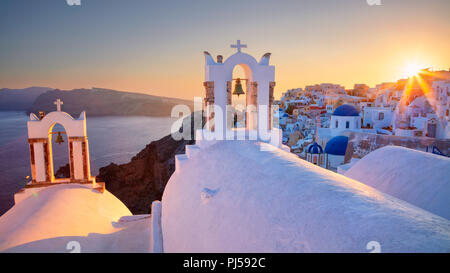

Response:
(27, 88), (193, 117)
(96, 112), (204, 214)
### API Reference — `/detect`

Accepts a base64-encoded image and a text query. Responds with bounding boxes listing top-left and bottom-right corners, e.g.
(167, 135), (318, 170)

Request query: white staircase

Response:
(175, 128), (287, 173)
(185, 144), (201, 158)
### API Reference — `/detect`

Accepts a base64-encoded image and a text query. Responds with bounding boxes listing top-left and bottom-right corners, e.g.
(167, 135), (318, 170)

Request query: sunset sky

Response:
(1, 0), (449, 99)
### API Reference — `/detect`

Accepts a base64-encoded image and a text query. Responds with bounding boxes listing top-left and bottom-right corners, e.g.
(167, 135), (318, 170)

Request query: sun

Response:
(403, 63), (423, 78)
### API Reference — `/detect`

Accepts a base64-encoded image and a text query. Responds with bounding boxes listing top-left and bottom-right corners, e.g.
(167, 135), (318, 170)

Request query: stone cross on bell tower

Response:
(54, 98), (63, 112)
(231, 40), (247, 53)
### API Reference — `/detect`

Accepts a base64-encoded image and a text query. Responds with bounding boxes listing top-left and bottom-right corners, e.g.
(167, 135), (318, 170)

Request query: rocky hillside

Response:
(55, 112), (203, 214)
(28, 88), (193, 117)
(96, 112), (204, 214)
(56, 131), (190, 214)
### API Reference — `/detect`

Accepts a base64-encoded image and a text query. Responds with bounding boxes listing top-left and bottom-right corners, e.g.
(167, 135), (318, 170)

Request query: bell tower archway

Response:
(202, 40), (276, 140)
(27, 99), (94, 185)
(229, 63), (254, 130)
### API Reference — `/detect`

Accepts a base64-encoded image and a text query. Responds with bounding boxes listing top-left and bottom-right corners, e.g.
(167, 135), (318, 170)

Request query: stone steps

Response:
(175, 154), (188, 171)
(185, 144), (201, 159)
(175, 129), (285, 173)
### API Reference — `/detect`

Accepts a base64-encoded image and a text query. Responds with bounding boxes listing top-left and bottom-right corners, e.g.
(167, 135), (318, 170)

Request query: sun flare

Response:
(403, 63), (423, 78)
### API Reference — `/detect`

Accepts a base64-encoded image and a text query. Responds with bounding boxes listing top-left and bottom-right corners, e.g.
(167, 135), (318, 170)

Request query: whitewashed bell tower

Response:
(27, 99), (94, 185)
(201, 40), (279, 143)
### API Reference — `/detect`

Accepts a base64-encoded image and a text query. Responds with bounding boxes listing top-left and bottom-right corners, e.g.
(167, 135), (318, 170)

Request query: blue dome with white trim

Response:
(332, 104), (359, 117)
(307, 142), (323, 154)
(325, 136), (349, 156)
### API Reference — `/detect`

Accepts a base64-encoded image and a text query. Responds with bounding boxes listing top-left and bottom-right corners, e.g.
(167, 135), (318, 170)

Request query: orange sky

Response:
(1, 0), (449, 100)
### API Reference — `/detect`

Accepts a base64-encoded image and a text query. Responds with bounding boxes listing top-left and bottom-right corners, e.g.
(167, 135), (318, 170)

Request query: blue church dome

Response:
(325, 136), (349, 156)
(332, 104), (359, 117)
(307, 142), (323, 154)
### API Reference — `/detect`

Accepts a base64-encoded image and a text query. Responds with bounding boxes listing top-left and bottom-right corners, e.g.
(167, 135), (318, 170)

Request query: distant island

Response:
(0, 87), (52, 110)
(1, 87), (194, 117)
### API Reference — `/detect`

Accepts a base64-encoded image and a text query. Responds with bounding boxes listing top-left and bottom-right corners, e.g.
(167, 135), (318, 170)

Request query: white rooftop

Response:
(0, 184), (153, 252)
(162, 141), (450, 252)
(345, 146), (450, 220)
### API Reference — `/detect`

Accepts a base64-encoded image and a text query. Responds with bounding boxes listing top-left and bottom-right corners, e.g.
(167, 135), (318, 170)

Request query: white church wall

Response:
(72, 141), (84, 180)
(14, 187), (46, 205)
(34, 143), (46, 182)
(27, 111), (86, 139)
(394, 128), (418, 137)
(150, 201), (163, 253)
(411, 116), (428, 131)
(330, 116), (360, 136)
(84, 141), (91, 179)
(326, 154), (345, 169)
(363, 107), (393, 129)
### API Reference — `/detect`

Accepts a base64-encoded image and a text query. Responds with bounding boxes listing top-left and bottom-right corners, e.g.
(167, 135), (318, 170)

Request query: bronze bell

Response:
(233, 78), (245, 97)
(38, 111), (46, 120)
(55, 132), (64, 145)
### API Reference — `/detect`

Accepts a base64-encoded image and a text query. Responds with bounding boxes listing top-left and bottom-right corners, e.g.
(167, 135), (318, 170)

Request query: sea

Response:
(0, 111), (179, 215)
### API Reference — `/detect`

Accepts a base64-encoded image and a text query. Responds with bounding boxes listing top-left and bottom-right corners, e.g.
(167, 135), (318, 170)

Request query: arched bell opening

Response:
(230, 65), (247, 129)
(27, 101), (94, 185)
(48, 122), (71, 182)
(227, 63), (256, 131)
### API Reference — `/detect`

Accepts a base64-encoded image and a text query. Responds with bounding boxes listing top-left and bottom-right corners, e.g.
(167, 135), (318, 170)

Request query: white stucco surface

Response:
(0, 184), (152, 252)
(345, 146), (450, 220)
(330, 115), (360, 136)
(28, 111), (87, 139)
(162, 141), (450, 252)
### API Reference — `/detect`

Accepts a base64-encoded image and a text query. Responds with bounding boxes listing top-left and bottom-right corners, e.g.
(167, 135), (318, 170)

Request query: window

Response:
(378, 112), (384, 120)
(346, 121), (350, 128)
(335, 120), (338, 128)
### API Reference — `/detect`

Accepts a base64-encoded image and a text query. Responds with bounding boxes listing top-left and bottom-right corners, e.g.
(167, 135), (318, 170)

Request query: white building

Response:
(432, 80), (450, 138)
(393, 88), (449, 139)
(362, 107), (394, 130)
(329, 104), (361, 136)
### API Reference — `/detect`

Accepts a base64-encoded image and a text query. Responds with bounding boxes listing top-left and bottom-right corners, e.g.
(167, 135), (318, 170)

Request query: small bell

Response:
(233, 78), (245, 97)
(55, 132), (64, 145)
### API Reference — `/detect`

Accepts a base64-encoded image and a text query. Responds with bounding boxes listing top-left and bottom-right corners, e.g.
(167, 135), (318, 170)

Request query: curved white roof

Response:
(345, 146), (450, 220)
(162, 141), (450, 252)
(0, 184), (152, 252)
